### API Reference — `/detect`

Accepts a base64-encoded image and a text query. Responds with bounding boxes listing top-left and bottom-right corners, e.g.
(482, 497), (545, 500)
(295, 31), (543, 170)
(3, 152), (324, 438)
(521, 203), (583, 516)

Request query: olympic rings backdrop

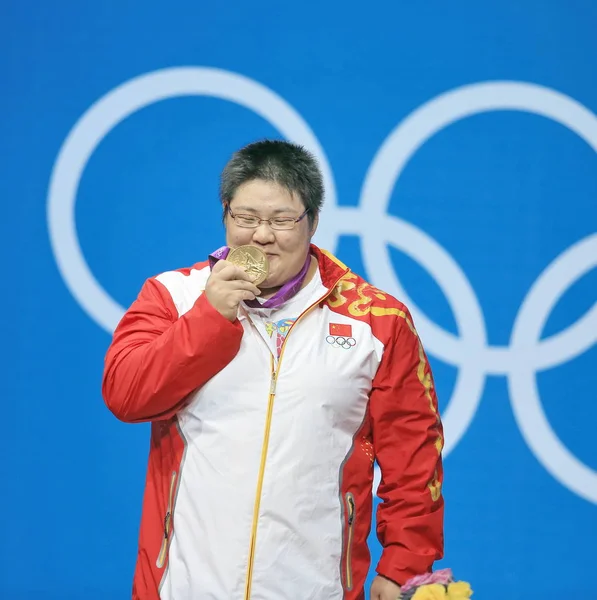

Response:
(3, 2), (596, 598)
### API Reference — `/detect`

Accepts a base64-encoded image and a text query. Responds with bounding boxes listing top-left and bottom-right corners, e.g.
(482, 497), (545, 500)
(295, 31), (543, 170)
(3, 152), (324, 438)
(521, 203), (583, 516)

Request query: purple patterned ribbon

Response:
(208, 246), (312, 309)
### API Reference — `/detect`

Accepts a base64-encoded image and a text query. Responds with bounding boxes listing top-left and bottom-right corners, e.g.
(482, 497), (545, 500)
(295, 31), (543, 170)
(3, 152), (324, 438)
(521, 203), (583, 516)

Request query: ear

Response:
(309, 213), (319, 238)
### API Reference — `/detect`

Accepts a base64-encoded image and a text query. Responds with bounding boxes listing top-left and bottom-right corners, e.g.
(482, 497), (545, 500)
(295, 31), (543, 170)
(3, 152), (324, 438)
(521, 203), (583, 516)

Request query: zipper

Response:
(243, 270), (348, 600)
(156, 470), (177, 568)
(243, 355), (276, 600)
(344, 492), (356, 590)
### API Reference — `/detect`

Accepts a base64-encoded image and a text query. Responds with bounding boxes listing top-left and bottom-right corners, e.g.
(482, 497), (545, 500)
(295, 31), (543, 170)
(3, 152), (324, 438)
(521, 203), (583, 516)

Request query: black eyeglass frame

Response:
(226, 204), (310, 230)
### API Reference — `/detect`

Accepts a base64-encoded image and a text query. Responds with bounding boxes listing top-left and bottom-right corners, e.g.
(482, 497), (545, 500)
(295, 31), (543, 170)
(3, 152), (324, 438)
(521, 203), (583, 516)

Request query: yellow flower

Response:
(447, 581), (473, 599)
(412, 584), (448, 600)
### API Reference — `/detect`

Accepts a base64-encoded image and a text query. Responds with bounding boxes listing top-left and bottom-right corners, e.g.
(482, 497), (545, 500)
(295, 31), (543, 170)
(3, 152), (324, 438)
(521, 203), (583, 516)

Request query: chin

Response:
(260, 277), (279, 290)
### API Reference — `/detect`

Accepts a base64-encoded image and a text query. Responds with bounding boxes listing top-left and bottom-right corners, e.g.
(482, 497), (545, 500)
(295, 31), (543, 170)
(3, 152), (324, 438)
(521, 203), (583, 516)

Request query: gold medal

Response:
(227, 245), (269, 286)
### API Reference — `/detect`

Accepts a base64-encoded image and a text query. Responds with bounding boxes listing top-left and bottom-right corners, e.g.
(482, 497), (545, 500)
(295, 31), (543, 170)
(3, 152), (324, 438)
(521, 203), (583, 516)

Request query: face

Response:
(225, 179), (318, 290)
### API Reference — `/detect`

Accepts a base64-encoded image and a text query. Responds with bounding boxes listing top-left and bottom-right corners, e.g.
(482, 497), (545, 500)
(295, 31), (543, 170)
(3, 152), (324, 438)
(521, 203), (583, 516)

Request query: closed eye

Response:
(236, 214), (260, 225)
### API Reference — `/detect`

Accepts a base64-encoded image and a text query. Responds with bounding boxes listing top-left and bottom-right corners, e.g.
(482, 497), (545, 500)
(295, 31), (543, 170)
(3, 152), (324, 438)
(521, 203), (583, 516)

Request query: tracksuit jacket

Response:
(102, 245), (444, 600)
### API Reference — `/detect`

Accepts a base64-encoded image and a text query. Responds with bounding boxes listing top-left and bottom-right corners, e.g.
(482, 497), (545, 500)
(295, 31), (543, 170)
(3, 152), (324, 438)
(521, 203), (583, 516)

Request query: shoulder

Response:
(153, 260), (210, 292)
(324, 269), (417, 344)
(143, 260), (211, 317)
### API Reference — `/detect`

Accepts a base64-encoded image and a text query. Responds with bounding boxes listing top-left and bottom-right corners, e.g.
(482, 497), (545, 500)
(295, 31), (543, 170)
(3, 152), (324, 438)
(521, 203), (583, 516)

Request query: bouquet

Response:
(399, 568), (472, 599)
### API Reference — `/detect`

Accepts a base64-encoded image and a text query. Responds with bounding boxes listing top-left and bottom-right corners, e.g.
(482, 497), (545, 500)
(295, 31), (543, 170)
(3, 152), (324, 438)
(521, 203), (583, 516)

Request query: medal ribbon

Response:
(208, 246), (312, 309)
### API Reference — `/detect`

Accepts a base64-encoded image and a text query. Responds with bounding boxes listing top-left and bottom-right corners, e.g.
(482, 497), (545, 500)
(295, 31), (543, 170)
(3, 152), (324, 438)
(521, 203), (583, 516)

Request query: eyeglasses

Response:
(226, 205), (309, 230)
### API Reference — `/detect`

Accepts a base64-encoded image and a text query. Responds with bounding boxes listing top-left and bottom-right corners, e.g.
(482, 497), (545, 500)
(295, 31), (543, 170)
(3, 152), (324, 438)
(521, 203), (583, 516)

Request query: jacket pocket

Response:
(156, 471), (177, 568)
(344, 492), (356, 590)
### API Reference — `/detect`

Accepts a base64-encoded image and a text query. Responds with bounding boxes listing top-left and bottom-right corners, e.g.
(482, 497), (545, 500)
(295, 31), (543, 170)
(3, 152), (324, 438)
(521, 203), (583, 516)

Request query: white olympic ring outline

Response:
(326, 335), (357, 349)
(47, 67), (597, 503)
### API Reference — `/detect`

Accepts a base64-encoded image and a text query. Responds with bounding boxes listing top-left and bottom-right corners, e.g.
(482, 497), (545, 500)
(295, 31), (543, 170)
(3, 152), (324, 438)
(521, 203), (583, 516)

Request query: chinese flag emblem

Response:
(329, 323), (352, 337)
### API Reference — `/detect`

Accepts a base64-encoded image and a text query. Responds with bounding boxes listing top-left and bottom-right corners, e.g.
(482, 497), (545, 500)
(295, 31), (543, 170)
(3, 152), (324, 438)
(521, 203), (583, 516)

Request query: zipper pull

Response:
(346, 494), (355, 524)
(269, 376), (277, 396)
(164, 512), (171, 539)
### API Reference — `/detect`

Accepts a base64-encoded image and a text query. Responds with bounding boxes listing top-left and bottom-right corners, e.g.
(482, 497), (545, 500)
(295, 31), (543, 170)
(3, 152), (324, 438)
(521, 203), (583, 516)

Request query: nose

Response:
(251, 222), (276, 245)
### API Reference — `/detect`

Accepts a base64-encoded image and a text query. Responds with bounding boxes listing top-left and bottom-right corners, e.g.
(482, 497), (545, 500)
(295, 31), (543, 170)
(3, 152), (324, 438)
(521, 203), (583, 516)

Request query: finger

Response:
(225, 279), (261, 296)
(216, 261), (254, 283)
(210, 259), (230, 274)
(234, 290), (257, 303)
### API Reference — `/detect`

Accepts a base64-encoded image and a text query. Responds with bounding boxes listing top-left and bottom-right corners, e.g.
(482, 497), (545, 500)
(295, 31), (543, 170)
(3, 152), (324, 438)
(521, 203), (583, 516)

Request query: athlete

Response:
(102, 139), (445, 600)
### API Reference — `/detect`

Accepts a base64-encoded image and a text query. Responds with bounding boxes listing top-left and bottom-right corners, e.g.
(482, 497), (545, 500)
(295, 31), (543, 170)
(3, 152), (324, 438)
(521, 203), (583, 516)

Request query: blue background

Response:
(2, 1), (596, 598)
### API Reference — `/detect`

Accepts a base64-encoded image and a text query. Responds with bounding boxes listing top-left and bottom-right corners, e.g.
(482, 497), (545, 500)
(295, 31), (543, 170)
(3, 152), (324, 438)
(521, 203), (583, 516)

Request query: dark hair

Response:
(219, 139), (324, 224)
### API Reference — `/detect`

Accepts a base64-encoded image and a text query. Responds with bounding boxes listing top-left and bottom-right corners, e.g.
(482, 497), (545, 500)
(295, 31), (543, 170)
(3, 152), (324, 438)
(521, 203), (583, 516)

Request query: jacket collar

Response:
(310, 244), (351, 290)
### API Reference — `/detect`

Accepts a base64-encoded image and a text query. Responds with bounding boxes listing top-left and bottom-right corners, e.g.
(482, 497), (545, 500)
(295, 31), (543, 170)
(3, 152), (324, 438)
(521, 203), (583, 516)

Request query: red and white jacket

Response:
(102, 245), (444, 600)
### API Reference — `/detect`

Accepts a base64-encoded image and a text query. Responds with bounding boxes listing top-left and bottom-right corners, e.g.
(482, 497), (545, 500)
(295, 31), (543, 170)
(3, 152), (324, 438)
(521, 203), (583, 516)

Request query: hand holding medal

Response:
(205, 246), (265, 322)
(207, 243), (312, 316)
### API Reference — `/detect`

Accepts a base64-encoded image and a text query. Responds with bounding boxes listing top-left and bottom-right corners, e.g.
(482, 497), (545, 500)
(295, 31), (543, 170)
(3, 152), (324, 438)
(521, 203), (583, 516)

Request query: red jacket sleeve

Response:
(102, 277), (243, 423)
(370, 307), (444, 585)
